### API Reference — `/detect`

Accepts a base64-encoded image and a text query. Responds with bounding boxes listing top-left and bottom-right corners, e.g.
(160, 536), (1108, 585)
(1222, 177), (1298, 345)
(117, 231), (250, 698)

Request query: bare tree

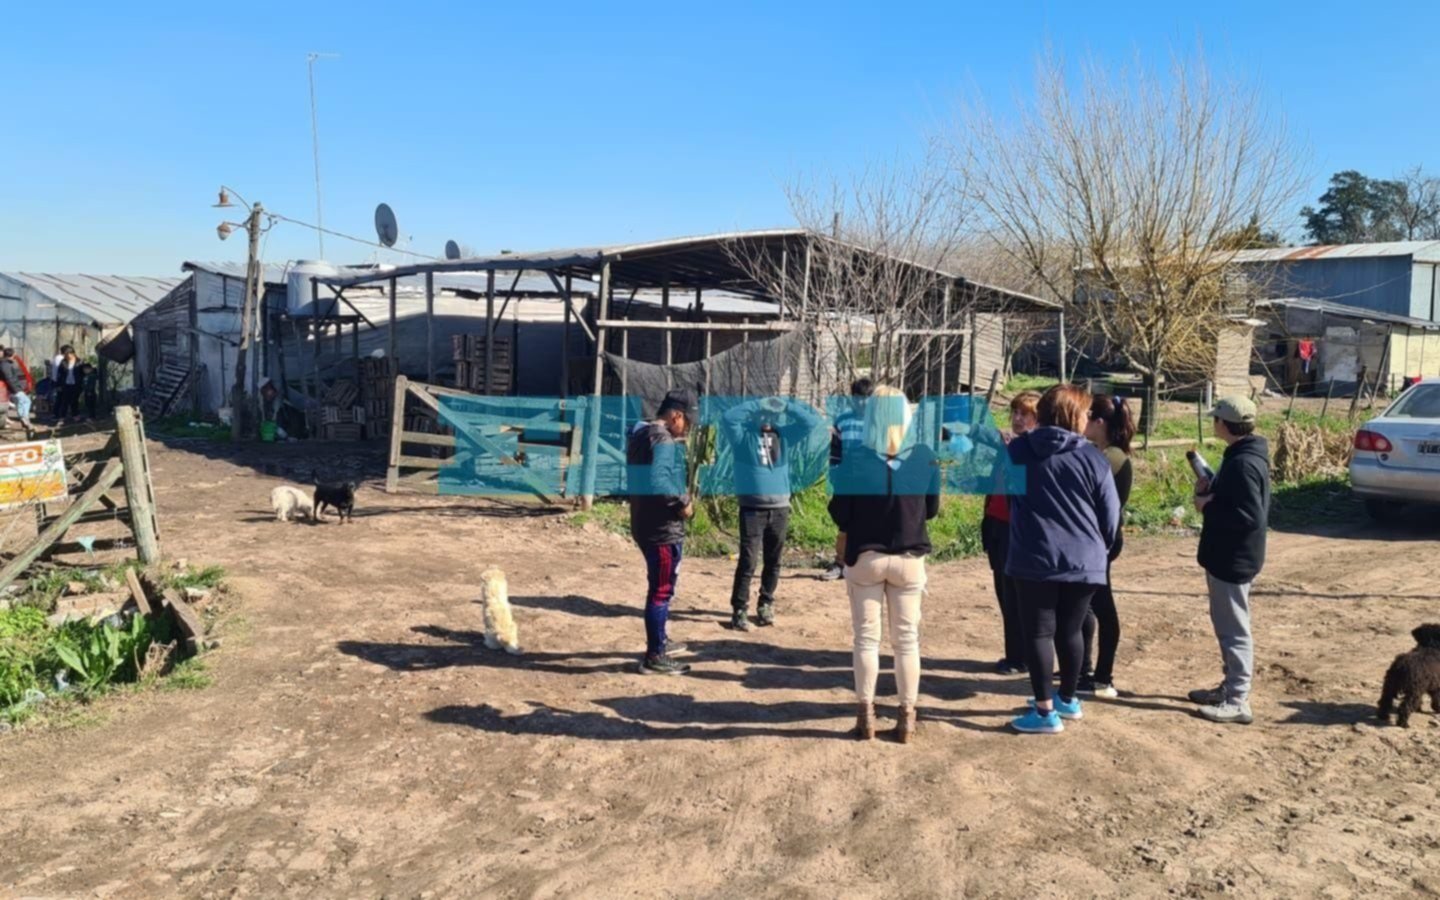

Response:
(726, 156), (971, 399)
(952, 52), (1305, 424)
(1394, 166), (1440, 240)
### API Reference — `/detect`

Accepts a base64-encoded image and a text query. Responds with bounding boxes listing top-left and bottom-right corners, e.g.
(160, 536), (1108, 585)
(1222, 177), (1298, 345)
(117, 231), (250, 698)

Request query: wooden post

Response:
(620, 329), (629, 438)
(1347, 365), (1368, 421)
(561, 274), (572, 399)
(425, 271), (435, 384)
(114, 406), (160, 564)
(938, 283), (952, 398)
(704, 331), (713, 395)
(387, 275), (398, 366)
(1196, 393), (1205, 445)
(741, 317), (750, 396)
(1319, 378), (1337, 419)
(386, 375), (409, 493)
(968, 301), (979, 392)
(580, 262), (611, 510)
(485, 269), (496, 396)
(661, 276), (672, 368)
(985, 368), (1000, 407)
(1285, 381), (1300, 420)
(1057, 308), (1068, 383)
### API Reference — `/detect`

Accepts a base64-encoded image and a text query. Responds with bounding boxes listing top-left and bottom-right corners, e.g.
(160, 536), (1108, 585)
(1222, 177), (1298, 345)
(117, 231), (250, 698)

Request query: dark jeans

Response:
(83, 390), (98, 419)
(1016, 579), (1097, 704)
(981, 516), (1024, 665)
(55, 384), (81, 418)
(638, 540), (683, 657)
(730, 506), (790, 612)
(1081, 573), (1120, 684)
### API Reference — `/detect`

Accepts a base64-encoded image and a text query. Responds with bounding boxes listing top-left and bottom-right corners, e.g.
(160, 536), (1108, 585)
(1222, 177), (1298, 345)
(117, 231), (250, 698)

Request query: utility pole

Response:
(232, 201), (263, 441)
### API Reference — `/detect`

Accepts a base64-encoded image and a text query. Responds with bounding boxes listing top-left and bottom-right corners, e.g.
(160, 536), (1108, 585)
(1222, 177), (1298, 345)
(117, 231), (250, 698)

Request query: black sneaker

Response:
(995, 658), (1025, 675)
(663, 639), (690, 656)
(1076, 674), (1097, 694)
(640, 654), (691, 676)
(755, 604), (775, 627)
(731, 611), (754, 632)
(820, 563), (844, 581)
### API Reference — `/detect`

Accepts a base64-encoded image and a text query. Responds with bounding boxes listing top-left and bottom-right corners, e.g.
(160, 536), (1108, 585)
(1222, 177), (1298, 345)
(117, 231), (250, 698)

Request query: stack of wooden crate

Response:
(361, 356), (400, 439)
(317, 380), (365, 441)
(452, 334), (513, 395)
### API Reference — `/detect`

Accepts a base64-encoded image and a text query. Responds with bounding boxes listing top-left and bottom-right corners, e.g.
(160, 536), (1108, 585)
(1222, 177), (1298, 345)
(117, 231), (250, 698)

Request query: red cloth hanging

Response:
(1297, 340), (1315, 361)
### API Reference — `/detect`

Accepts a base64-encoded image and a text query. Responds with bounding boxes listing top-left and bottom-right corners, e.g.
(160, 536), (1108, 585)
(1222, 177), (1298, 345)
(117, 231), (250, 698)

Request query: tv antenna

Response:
(307, 51), (340, 257)
(375, 203), (399, 248)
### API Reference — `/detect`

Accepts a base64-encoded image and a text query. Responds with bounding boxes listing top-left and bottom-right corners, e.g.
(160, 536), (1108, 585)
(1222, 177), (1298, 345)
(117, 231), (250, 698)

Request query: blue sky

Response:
(2, 1), (1438, 274)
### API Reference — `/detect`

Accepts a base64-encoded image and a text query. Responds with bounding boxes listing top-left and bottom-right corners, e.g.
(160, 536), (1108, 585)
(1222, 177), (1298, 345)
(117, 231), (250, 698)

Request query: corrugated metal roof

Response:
(1255, 296), (1440, 330)
(0, 272), (182, 325)
(1233, 241), (1440, 264)
(181, 261), (565, 297)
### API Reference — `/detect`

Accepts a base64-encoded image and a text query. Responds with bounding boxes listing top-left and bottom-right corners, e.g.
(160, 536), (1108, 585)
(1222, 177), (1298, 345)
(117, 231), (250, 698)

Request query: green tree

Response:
(1301, 170), (1405, 244)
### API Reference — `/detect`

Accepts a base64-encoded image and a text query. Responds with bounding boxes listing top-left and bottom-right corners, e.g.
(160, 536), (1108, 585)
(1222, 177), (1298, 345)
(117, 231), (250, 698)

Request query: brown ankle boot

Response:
(892, 704), (917, 744)
(854, 703), (876, 740)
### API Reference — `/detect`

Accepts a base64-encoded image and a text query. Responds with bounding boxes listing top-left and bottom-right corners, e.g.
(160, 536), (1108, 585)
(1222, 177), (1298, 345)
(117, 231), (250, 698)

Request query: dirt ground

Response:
(2, 438), (1439, 899)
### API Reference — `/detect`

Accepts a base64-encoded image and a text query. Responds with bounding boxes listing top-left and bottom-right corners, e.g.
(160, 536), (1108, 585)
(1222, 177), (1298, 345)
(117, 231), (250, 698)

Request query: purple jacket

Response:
(1004, 426), (1121, 585)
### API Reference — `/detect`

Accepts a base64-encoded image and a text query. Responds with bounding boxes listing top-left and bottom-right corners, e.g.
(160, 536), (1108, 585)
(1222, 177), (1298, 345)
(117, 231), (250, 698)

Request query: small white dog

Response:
(270, 485), (314, 523)
(480, 566), (521, 655)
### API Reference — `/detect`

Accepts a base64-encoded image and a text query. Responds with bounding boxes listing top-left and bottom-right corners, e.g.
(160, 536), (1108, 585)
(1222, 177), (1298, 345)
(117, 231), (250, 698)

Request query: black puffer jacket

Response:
(1197, 435), (1271, 583)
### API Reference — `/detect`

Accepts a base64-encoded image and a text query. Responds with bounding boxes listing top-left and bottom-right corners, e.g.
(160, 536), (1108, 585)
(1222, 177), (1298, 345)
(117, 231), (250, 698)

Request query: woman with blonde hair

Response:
(827, 385), (940, 743)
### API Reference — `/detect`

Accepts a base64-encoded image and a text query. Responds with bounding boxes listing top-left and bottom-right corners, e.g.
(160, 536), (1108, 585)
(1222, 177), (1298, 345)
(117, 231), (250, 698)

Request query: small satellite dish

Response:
(374, 203), (398, 248)
(444, 240), (461, 260)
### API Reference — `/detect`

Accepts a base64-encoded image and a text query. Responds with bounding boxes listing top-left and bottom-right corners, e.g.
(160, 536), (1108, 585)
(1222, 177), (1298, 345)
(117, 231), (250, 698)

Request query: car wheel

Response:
(1364, 499), (1403, 521)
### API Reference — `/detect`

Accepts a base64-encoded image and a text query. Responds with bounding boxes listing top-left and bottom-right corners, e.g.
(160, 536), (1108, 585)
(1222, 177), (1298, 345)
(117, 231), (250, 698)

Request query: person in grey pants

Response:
(1190, 397), (1271, 725)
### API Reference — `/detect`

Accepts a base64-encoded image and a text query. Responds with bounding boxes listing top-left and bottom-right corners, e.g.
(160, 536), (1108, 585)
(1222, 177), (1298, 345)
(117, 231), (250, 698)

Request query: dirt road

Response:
(2, 441), (1438, 898)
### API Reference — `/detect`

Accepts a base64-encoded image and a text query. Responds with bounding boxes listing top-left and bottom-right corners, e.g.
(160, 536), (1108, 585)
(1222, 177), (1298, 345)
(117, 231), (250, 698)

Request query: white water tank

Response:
(287, 260), (340, 316)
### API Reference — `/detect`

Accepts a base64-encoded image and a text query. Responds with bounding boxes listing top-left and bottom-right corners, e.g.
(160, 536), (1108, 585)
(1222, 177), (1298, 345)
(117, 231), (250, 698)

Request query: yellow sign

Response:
(0, 440), (68, 509)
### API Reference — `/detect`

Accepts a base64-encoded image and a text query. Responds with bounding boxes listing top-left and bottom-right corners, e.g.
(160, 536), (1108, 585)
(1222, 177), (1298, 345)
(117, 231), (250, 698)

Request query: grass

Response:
(148, 415), (230, 442)
(1, 562), (228, 731)
(1004, 373), (1060, 394)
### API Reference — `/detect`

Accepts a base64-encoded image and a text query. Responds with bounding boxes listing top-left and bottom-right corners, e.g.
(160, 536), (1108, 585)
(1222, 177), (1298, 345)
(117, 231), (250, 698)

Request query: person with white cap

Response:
(1190, 395), (1271, 725)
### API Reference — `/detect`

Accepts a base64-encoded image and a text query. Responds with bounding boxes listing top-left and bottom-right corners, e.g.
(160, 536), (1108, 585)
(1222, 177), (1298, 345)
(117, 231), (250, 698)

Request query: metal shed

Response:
(0, 271), (179, 369)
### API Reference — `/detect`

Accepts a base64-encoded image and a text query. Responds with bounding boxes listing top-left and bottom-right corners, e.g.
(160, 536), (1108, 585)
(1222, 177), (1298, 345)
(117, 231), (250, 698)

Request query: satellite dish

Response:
(444, 240), (461, 260)
(374, 203), (398, 248)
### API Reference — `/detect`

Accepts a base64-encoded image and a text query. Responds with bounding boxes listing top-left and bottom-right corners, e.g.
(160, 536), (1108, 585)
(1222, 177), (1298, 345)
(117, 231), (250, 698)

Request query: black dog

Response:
(313, 480), (356, 524)
(1377, 624), (1440, 728)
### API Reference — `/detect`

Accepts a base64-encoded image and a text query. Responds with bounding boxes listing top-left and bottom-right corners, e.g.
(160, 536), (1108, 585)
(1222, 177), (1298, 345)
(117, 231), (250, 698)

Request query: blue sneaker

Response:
(1011, 708), (1064, 734)
(1028, 696), (1084, 721)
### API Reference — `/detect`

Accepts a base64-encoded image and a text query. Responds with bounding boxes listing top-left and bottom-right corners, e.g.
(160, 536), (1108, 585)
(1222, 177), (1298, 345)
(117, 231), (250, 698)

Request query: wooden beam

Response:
(485, 269), (496, 396)
(425, 271), (435, 384)
(580, 262), (611, 510)
(561, 274), (573, 399)
(388, 275), (398, 364)
(386, 374), (409, 493)
(662, 277), (672, 368)
(595, 320), (797, 333)
(398, 431), (456, 449)
(161, 587), (204, 656)
(114, 407), (160, 564)
(124, 567), (153, 616)
(0, 459), (126, 592)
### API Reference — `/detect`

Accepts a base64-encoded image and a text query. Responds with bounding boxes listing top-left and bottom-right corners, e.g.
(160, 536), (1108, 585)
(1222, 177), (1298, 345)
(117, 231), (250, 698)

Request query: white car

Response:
(1350, 381), (1440, 518)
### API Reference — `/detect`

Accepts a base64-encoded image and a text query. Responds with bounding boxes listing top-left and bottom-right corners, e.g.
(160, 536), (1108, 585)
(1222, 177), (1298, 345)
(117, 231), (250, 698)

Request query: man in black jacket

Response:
(1190, 396), (1271, 725)
(627, 388), (697, 675)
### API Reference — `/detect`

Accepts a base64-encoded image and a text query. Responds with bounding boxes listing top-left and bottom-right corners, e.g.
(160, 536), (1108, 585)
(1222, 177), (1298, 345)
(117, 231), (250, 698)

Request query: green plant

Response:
(167, 565), (226, 592)
(161, 657), (212, 691)
(1004, 373), (1059, 394)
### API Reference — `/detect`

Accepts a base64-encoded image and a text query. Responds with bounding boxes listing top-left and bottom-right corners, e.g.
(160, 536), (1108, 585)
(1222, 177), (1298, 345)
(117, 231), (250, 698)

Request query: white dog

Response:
(480, 566), (521, 655)
(270, 485), (314, 523)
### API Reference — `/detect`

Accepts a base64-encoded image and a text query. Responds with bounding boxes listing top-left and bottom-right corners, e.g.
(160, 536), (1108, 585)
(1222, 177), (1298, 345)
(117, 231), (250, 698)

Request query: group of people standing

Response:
(0, 344), (97, 434)
(623, 379), (1271, 741)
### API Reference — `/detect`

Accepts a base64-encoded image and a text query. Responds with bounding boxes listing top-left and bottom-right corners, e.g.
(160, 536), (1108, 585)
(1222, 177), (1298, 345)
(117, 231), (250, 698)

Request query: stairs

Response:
(141, 364), (197, 420)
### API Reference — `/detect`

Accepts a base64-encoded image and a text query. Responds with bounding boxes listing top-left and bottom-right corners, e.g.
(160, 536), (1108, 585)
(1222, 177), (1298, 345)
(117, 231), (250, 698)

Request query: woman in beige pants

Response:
(827, 386), (940, 743)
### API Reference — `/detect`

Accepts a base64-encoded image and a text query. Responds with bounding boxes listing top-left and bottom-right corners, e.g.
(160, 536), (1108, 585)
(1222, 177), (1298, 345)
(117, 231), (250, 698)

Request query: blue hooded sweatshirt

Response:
(1004, 426), (1121, 585)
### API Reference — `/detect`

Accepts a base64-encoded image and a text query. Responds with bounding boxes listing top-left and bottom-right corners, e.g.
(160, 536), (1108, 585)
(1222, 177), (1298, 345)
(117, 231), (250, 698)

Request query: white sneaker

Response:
(1197, 701), (1253, 725)
(1087, 682), (1119, 699)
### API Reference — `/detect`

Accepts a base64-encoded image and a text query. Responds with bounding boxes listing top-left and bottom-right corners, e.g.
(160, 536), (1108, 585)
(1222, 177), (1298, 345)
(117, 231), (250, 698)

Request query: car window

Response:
(1387, 384), (1440, 418)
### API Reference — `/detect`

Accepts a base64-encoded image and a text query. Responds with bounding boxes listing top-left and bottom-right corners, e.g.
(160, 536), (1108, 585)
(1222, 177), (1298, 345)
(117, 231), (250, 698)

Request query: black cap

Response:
(657, 388), (696, 420)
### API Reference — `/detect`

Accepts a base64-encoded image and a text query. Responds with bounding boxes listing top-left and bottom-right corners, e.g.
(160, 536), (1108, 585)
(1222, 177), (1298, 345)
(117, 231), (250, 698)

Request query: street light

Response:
(210, 185), (266, 440)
